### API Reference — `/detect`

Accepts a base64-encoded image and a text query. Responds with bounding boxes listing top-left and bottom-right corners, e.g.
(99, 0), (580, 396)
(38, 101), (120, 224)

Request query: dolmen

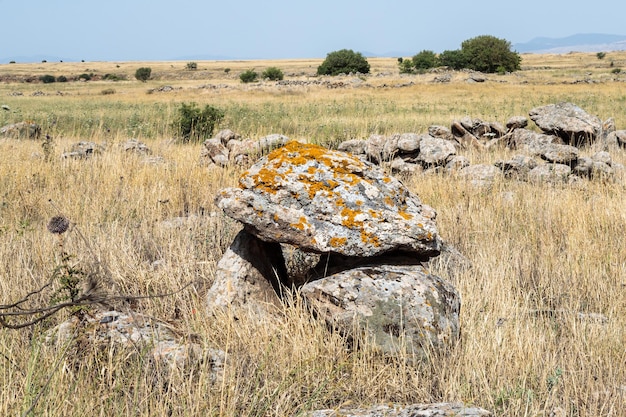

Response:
(207, 141), (460, 357)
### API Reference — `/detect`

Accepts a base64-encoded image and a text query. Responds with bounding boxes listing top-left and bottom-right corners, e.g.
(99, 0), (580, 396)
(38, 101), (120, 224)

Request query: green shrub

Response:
(224, 68), (231, 74)
(412, 50), (439, 70)
(439, 49), (468, 70)
(398, 59), (414, 74)
(78, 73), (92, 81)
(317, 49), (370, 76)
(461, 35), (521, 73)
(56, 75), (68, 82)
(39, 74), (56, 83)
(103, 73), (125, 81)
(101, 88), (116, 95)
(262, 67), (284, 81)
(135, 67), (152, 82)
(612, 68), (622, 74)
(172, 102), (224, 142)
(186, 62), (198, 70)
(240, 69), (258, 83)
(597, 52), (606, 60)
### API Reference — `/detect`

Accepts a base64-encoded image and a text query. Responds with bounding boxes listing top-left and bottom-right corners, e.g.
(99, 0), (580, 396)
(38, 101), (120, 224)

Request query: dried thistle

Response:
(47, 215), (70, 235)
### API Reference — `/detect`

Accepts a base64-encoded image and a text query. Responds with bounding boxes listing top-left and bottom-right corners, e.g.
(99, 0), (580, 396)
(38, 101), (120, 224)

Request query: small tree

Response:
(262, 67), (284, 81)
(439, 49), (468, 70)
(461, 35), (521, 73)
(39, 74), (56, 83)
(172, 102), (224, 142)
(240, 69), (258, 83)
(186, 62), (198, 70)
(412, 50), (439, 70)
(135, 67), (152, 82)
(398, 59), (415, 74)
(317, 49), (370, 76)
(596, 52), (606, 60)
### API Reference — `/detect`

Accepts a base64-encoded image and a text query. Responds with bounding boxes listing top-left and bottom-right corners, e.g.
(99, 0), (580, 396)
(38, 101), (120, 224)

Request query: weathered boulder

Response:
(506, 116), (528, 130)
(396, 133), (424, 153)
(338, 139), (367, 155)
(300, 263), (460, 356)
(528, 163), (572, 183)
(444, 155), (471, 172)
(495, 155), (538, 179)
(121, 138), (151, 155)
(202, 137), (230, 166)
(529, 102), (602, 146)
(538, 143), (579, 164)
(0, 121), (41, 139)
(61, 141), (105, 159)
(428, 125), (455, 141)
(458, 164), (502, 184)
(46, 310), (222, 379)
(307, 402), (491, 417)
(505, 128), (560, 150)
(216, 141), (442, 258)
(416, 136), (457, 166)
(206, 229), (288, 316)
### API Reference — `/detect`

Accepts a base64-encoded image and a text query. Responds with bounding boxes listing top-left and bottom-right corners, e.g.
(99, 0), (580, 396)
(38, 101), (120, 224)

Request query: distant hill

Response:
(514, 33), (626, 54)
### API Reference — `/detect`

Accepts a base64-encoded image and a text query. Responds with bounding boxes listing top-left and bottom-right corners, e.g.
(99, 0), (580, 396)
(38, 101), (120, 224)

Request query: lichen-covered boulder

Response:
(300, 263), (460, 356)
(529, 102), (602, 146)
(216, 141), (441, 258)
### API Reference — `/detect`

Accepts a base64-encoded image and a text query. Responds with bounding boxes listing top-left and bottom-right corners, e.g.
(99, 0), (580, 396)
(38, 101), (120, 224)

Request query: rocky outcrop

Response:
(208, 141), (459, 356)
(201, 129), (290, 166)
(0, 121), (41, 139)
(61, 141), (105, 159)
(46, 309), (224, 380)
(307, 402), (491, 417)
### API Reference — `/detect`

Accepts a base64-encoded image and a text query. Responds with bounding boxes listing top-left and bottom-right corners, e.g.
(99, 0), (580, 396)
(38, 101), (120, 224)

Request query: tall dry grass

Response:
(0, 53), (625, 416)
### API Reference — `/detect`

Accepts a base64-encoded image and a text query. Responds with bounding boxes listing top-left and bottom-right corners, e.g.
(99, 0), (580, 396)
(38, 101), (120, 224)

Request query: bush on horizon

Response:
(317, 49), (370, 76)
(135, 67), (152, 82)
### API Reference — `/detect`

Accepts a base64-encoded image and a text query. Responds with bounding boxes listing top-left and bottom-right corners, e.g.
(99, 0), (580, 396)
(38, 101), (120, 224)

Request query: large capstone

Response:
(216, 141), (441, 258)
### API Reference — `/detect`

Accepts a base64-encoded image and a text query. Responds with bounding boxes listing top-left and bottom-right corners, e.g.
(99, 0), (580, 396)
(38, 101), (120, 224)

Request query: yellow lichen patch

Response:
(329, 237), (347, 248)
(360, 229), (381, 247)
(398, 211), (413, 220)
(290, 216), (310, 231)
(340, 206), (364, 229)
(368, 209), (381, 219)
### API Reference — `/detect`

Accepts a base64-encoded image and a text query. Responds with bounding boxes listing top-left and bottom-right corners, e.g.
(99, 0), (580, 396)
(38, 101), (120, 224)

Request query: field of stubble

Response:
(0, 52), (625, 416)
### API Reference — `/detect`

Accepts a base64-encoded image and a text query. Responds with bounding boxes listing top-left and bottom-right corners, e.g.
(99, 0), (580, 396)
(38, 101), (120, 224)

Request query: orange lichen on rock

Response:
(329, 237), (348, 247)
(290, 216), (310, 231)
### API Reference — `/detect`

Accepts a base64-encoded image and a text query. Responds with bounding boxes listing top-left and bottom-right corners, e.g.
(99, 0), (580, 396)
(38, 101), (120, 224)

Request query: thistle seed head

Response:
(47, 215), (70, 234)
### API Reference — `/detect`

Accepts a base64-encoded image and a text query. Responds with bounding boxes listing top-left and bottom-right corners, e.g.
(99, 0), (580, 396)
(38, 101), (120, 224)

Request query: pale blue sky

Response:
(1, 0), (625, 62)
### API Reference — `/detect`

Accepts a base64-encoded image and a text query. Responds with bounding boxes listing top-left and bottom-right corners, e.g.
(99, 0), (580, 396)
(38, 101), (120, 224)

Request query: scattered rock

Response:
(121, 138), (151, 155)
(307, 402), (492, 417)
(61, 141), (105, 159)
(46, 310), (222, 379)
(0, 121), (41, 139)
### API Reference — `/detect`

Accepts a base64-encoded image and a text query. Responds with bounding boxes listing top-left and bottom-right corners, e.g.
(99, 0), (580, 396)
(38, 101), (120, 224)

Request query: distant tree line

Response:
(318, 35), (521, 76)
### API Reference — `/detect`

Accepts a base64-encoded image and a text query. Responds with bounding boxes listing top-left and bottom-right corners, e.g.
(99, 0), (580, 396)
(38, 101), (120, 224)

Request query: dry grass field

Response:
(0, 52), (625, 416)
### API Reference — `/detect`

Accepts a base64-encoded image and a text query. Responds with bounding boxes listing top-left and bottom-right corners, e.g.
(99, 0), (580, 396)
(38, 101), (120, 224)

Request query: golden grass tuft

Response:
(0, 53), (625, 416)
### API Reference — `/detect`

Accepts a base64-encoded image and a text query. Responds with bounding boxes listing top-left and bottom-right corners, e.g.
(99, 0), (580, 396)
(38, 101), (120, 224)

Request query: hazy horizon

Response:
(2, 0), (626, 63)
